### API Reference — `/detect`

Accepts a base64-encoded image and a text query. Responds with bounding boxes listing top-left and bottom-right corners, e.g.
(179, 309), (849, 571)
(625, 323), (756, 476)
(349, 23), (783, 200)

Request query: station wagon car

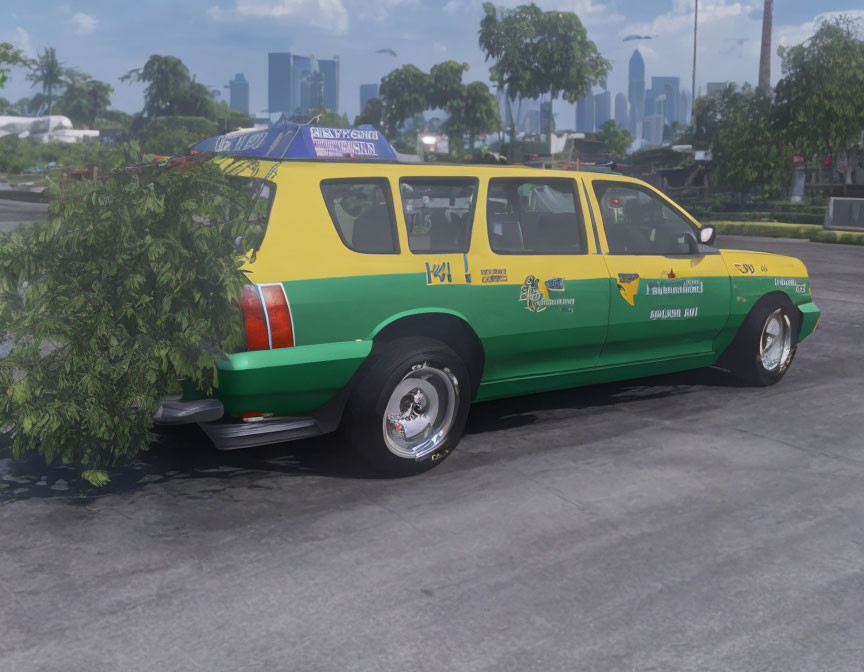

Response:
(156, 124), (820, 476)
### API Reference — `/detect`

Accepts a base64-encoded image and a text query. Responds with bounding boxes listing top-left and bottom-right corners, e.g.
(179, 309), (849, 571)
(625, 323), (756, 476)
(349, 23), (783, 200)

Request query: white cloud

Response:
(433, 41), (447, 52)
(776, 9), (864, 49)
(443, 0), (464, 14)
(68, 11), (98, 36)
(15, 27), (33, 57)
(226, 0), (350, 34)
(207, 0), (418, 34)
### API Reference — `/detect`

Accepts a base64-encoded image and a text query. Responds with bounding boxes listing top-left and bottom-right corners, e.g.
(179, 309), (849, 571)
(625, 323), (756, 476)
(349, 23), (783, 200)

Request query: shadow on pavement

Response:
(0, 366), (745, 503)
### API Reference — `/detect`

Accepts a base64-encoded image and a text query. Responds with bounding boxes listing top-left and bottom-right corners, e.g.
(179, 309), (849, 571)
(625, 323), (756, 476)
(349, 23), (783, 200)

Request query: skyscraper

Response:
(228, 73), (249, 115)
(614, 93), (628, 128)
(300, 57), (324, 114)
(318, 56), (340, 112)
(651, 76), (680, 125)
(576, 93), (594, 133)
(268, 52), (292, 114)
(628, 50), (645, 136)
(594, 90), (611, 129)
(360, 83), (379, 114)
(680, 90), (690, 125)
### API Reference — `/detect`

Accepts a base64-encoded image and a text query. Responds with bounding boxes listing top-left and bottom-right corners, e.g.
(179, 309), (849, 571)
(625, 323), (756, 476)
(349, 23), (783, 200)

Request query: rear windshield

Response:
(226, 177), (276, 252)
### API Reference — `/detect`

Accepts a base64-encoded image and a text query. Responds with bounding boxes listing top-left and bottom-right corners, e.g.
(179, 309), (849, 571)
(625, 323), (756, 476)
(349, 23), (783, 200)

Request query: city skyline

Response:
(2, 1), (862, 122)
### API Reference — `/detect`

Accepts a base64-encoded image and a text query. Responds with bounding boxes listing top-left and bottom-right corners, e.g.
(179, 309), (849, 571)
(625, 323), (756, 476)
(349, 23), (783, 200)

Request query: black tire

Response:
(340, 337), (472, 477)
(722, 294), (800, 386)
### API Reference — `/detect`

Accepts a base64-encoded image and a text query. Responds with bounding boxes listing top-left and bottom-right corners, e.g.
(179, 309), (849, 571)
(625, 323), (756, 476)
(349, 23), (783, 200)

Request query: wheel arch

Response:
(369, 309), (485, 398)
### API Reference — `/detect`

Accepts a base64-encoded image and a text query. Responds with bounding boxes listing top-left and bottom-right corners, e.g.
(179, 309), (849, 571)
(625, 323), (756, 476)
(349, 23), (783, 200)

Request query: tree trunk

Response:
(505, 89), (516, 163)
(846, 148), (856, 185)
(758, 0), (773, 92)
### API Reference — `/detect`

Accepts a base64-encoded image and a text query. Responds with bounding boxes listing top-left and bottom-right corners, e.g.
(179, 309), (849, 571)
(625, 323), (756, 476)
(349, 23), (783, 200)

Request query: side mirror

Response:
(699, 225), (717, 246)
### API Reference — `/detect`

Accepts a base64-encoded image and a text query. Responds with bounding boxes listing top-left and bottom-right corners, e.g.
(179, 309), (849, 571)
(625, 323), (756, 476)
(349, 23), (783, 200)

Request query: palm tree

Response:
(26, 47), (65, 115)
(758, 0), (773, 92)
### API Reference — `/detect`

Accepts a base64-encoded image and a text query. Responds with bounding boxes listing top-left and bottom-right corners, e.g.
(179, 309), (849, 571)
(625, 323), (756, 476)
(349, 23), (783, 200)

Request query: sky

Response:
(2, 0), (864, 126)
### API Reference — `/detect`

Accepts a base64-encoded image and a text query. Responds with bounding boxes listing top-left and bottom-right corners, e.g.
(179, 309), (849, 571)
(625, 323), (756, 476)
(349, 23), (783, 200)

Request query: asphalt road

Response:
(0, 198), (49, 232)
(2, 236), (863, 672)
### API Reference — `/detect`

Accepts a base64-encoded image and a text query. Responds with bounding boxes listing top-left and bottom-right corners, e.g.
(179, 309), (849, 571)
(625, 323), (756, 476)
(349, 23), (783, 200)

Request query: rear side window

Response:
(399, 178), (478, 253)
(487, 178), (586, 255)
(321, 179), (399, 254)
(226, 177), (276, 252)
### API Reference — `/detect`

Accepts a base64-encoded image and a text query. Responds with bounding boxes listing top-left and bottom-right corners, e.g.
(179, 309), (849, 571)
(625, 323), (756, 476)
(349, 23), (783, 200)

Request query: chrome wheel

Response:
(382, 364), (459, 460)
(760, 309), (793, 372)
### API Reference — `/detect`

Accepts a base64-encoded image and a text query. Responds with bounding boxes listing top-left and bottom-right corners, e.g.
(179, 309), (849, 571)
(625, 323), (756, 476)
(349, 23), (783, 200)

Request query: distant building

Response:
(540, 100), (553, 132)
(269, 52), (318, 116)
(594, 90), (611, 129)
(706, 82), (730, 97)
(614, 93), (628, 129)
(575, 93), (595, 133)
(360, 83), (379, 114)
(300, 59), (325, 114)
(651, 76), (680, 125)
(207, 86), (222, 103)
(523, 109), (541, 134)
(318, 56), (340, 112)
(228, 73), (249, 115)
(628, 50), (645, 137)
(642, 114), (665, 147)
(680, 90), (690, 125)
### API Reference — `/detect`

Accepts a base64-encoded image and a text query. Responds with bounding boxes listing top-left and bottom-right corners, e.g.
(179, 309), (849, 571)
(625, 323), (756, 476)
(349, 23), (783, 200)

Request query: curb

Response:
(0, 190), (49, 203)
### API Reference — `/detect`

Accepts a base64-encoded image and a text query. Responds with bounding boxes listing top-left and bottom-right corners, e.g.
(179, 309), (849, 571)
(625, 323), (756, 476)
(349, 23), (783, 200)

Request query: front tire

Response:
(341, 337), (472, 477)
(724, 295), (799, 386)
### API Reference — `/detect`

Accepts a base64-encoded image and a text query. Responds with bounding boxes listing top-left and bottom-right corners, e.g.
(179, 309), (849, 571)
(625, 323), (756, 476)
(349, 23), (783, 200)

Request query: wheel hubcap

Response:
(760, 309), (793, 372)
(383, 364), (458, 460)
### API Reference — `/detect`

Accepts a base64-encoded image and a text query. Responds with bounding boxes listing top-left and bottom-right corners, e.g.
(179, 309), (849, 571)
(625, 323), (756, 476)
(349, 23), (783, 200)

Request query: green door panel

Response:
(215, 340), (372, 416)
(282, 273), (612, 382)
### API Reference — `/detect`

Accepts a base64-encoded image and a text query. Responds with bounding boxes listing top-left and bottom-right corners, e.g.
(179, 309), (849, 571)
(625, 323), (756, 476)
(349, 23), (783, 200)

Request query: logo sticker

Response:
(650, 307), (699, 320)
(480, 268), (508, 284)
(644, 278), (704, 296)
(775, 278), (809, 294)
(617, 273), (640, 306)
(735, 263), (755, 274)
(518, 275), (575, 313)
(425, 261), (452, 284)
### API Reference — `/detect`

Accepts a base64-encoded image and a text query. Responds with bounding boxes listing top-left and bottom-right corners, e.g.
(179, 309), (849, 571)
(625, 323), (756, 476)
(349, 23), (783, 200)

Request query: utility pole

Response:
(691, 0), (698, 122)
(758, 0), (774, 92)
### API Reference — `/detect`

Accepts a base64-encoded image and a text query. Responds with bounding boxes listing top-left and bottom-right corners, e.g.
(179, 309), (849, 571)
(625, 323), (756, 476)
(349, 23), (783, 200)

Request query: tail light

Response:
(240, 284), (294, 351)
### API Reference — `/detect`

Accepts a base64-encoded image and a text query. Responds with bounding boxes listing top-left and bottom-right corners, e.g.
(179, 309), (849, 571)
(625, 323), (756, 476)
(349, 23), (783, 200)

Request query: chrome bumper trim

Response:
(199, 417), (322, 450)
(154, 399), (224, 425)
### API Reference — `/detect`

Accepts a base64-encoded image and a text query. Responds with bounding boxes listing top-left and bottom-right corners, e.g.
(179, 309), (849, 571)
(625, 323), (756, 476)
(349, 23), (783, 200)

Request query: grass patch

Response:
(713, 221), (864, 245)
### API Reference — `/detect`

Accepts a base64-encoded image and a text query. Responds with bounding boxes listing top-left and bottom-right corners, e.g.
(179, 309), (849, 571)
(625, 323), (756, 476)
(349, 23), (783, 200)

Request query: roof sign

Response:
(190, 122), (397, 162)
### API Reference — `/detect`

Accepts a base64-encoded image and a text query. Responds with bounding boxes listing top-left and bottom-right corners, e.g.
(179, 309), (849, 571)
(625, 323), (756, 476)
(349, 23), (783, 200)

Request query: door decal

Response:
(617, 273), (640, 307)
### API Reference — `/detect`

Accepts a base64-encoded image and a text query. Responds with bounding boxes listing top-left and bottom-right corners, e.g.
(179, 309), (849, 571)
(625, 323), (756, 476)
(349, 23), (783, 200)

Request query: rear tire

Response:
(723, 295), (799, 386)
(341, 337), (472, 477)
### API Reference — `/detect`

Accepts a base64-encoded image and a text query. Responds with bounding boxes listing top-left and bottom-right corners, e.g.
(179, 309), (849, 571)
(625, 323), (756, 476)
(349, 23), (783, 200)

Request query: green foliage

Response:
(55, 75), (114, 128)
(592, 120), (632, 158)
(121, 55), (218, 120)
(478, 2), (609, 152)
(94, 109), (134, 131)
(713, 86), (792, 195)
(135, 116), (219, 155)
(0, 158), (269, 474)
(379, 64), (430, 137)
(0, 42), (31, 89)
(712, 221), (864, 246)
(26, 48), (66, 115)
(0, 135), (142, 175)
(355, 97), (383, 128)
(428, 61), (470, 110)
(774, 17), (864, 167)
(311, 110), (350, 128)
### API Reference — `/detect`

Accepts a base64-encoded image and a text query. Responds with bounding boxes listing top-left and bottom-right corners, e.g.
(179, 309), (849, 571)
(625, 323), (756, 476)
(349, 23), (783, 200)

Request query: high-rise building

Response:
(300, 57), (324, 114)
(614, 93), (628, 129)
(360, 83), (379, 114)
(540, 100), (553, 132)
(576, 93), (595, 133)
(318, 56), (340, 112)
(628, 50), (645, 136)
(228, 73), (249, 115)
(642, 114), (665, 147)
(651, 76), (680, 125)
(680, 90), (690, 125)
(268, 52), (317, 116)
(594, 90), (611, 129)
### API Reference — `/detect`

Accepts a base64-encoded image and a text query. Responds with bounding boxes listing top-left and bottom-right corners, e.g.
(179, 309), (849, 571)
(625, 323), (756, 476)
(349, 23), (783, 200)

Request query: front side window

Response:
(487, 178), (586, 255)
(399, 178), (477, 253)
(320, 179), (398, 254)
(593, 181), (699, 255)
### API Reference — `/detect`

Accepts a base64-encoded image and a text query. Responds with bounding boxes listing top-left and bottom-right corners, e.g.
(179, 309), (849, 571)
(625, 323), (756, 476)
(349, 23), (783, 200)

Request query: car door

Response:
(583, 176), (731, 366)
(470, 175), (611, 383)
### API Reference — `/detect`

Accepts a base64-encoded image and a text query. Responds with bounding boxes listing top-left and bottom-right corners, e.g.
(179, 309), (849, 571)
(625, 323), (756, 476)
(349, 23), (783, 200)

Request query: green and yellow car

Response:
(156, 125), (820, 475)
